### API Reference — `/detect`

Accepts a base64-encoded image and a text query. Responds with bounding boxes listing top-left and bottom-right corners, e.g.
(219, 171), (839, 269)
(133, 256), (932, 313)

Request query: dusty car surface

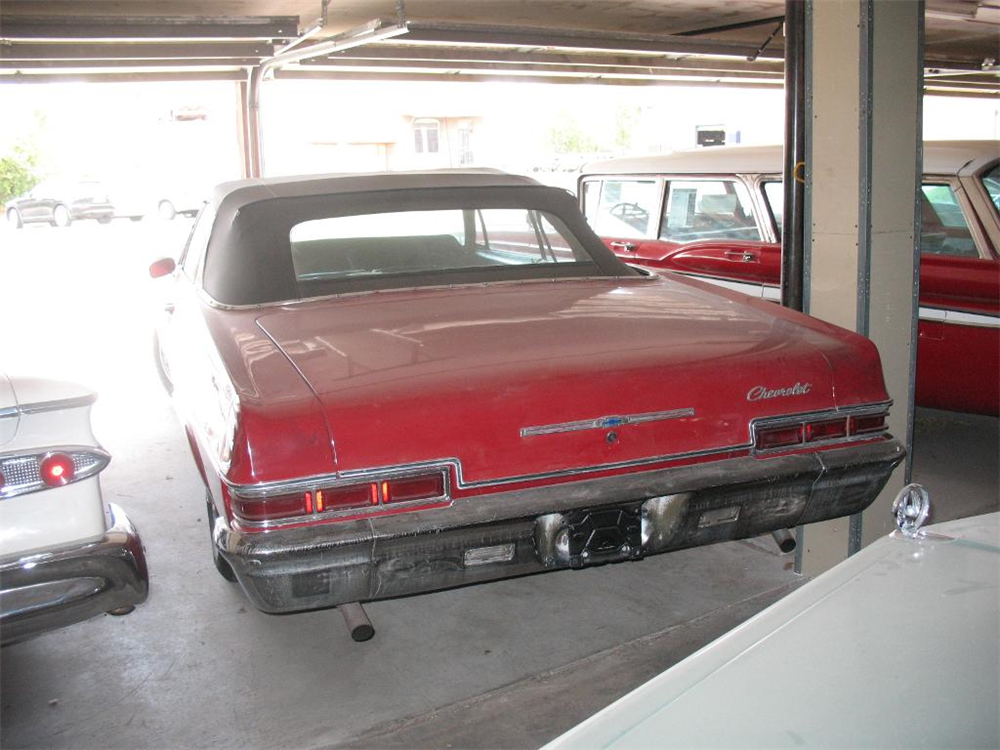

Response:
(149, 169), (903, 616)
(0, 375), (148, 645)
(544, 491), (999, 749)
(579, 141), (1000, 416)
(5, 181), (115, 228)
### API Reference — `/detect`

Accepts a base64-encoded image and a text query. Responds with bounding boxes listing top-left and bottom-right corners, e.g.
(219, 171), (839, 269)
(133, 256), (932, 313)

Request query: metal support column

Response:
(781, 0), (806, 313)
(798, 0), (922, 576)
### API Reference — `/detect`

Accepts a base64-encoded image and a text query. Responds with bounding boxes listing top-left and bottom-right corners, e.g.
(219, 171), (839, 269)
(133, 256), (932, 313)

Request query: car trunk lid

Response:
(255, 277), (867, 486)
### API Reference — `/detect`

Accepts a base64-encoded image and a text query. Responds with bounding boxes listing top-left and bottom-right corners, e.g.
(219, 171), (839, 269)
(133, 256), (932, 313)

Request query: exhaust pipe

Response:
(771, 528), (796, 554)
(340, 602), (375, 642)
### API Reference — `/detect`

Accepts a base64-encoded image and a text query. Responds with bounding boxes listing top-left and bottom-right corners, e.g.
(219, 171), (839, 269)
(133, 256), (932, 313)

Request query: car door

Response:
(581, 175), (780, 300)
(915, 174), (999, 415)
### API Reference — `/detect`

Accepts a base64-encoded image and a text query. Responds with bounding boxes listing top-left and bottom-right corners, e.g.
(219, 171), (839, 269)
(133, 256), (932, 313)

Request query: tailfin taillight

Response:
(228, 470), (449, 528)
(0, 447), (110, 499)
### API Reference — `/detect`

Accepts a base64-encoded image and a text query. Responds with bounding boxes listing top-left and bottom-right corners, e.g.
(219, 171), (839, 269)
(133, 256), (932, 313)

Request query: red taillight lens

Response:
(40, 453), (76, 487)
(805, 418), (848, 442)
(755, 425), (803, 451)
(383, 474), (445, 504)
(232, 492), (308, 522)
(316, 484), (377, 511)
(851, 414), (887, 434)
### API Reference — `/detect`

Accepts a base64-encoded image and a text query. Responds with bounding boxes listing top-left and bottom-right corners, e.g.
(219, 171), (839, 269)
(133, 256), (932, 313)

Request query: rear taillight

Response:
(851, 414), (887, 434)
(0, 447), (110, 499)
(755, 425), (803, 451)
(805, 418), (848, 443)
(229, 471), (449, 527)
(754, 409), (888, 454)
(383, 474), (445, 504)
(40, 453), (76, 487)
(231, 492), (308, 522)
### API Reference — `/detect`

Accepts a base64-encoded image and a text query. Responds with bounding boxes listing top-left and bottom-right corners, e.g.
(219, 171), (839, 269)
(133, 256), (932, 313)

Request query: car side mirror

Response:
(149, 257), (176, 279)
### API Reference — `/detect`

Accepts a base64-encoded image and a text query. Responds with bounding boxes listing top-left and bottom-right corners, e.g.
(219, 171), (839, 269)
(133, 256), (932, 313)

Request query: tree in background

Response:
(0, 146), (40, 205)
(547, 112), (599, 155)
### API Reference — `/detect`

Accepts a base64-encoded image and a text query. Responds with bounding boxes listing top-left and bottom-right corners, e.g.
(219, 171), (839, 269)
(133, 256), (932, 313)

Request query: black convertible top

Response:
(211, 168), (540, 214)
(201, 169), (635, 306)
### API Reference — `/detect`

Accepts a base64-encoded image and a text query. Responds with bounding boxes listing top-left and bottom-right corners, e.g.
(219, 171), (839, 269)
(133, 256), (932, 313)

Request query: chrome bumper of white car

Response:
(0, 503), (149, 645)
(217, 439), (904, 614)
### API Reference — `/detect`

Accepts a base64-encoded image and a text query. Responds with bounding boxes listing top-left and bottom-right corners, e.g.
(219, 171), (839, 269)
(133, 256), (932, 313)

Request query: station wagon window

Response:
(288, 207), (589, 290)
(920, 184), (977, 257)
(588, 179), (659, 239)
(659, 180), (760, 243)
(762, 181), (784, 238)
(981, 163), (1000, 212)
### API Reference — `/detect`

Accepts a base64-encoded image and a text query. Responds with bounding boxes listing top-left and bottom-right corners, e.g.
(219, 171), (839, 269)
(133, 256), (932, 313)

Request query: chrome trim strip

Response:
(520, 407), (695, 438)
(918, 305), (1000, 329)
(215, 401), (892, 504)
(0, 394), (96, 418)
(224, 442), (752, 502)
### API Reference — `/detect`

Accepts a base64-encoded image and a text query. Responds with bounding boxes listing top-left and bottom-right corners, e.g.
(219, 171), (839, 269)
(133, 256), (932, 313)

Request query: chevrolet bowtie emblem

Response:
(520, 408), (695, 438)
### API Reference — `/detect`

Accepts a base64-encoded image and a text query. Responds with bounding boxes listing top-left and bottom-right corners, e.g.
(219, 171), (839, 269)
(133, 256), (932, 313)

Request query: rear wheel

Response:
(206, 496), (237, 582)
(52, 204), (72, 228)
(158, 200), (176, 221)
(97, 216), (113, 225)
(6, 208), (22, 229)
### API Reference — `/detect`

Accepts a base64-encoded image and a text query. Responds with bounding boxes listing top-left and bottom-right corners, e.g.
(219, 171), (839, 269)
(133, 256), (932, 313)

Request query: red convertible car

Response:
(579, 141), (1000, 416)
(149, 170), (903, 616)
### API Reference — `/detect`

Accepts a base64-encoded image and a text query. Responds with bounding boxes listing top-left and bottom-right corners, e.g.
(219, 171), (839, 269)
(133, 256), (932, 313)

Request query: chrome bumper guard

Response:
(218, 439), (904, 613)
(0, 503), (149, 645)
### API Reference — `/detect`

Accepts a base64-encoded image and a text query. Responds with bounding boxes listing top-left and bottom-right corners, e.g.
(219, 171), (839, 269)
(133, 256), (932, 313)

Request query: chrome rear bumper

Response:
(217, 439), (904, 613)
(0, 503), (149, 645)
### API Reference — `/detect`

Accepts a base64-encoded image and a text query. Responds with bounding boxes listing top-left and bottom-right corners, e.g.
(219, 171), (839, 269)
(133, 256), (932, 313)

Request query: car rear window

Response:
(289, 207), (588, 288)
(202, 184), (635, 306)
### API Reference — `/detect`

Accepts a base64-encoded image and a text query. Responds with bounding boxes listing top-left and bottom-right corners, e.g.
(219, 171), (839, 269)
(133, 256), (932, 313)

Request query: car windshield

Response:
(289, 207), (588, 288)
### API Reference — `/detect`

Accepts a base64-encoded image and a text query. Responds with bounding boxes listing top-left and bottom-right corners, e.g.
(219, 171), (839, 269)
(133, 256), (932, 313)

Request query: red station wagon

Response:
(579, 141), (1000, 416)
(149, 170), (903, 619)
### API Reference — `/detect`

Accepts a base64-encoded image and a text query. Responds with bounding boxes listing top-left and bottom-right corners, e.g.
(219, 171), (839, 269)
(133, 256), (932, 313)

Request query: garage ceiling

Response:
(1, 0), (997, 95)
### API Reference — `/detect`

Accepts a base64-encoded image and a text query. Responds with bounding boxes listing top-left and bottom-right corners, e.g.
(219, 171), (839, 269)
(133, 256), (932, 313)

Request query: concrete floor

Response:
(1, 222), (997, 749)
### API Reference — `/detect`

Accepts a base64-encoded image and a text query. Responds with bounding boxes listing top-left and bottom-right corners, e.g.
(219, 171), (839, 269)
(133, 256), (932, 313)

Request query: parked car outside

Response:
(544, 489), (999, 749)
(5, 181), (115, 228)
(148, 169), (903, 618)
(154, 186), (206, 221)
(579, 141), (1000, 416)
(0, 374), (148, 645)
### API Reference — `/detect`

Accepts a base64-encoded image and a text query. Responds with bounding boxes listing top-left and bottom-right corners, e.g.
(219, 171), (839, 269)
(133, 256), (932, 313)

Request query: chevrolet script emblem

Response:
(746, 382), (812, 402)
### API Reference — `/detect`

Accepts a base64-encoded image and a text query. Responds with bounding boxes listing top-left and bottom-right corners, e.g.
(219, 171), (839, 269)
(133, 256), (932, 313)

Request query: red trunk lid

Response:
(255, 276), (884, 486)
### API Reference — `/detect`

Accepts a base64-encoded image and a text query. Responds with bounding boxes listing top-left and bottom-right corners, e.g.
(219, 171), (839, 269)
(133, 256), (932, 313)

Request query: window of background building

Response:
(413, 119), (440, 154)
